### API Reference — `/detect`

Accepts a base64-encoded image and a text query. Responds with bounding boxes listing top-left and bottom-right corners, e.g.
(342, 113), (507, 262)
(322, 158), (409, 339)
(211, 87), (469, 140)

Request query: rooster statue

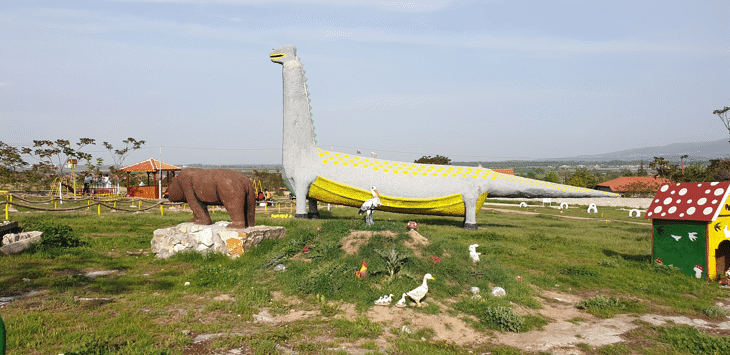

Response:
(355, 261), (368, 279)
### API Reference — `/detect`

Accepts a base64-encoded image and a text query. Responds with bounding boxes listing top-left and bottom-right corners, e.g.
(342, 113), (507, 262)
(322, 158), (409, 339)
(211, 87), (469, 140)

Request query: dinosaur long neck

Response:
(281, 59), (317, 160)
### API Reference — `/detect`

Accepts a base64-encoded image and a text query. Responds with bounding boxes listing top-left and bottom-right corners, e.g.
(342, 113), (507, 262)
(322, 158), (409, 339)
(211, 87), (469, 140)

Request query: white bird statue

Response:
(358, 186), (381, 226)
(374, 293), (394, 306)
(395, 293), (407, 308)
(407, 273), (435, 307)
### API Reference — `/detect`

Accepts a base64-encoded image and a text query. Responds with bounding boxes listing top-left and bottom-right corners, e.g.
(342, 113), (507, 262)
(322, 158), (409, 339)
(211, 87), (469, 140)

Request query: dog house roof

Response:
(645, 182), (730, 221)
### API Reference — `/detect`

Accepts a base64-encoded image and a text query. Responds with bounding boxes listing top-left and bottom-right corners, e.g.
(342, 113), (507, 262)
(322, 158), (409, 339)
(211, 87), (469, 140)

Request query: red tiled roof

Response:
(119, 158), (181, 173)
(645, 182), (730, 221)
(596, 176), (669, 193)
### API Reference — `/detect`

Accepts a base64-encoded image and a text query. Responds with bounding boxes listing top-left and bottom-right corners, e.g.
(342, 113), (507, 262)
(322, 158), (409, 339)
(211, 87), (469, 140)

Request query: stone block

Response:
(151, 222), (286, 259)
(1, 231), (42, 255)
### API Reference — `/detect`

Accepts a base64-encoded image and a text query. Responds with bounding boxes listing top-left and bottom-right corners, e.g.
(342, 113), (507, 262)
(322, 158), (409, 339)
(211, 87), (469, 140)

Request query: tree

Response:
(649, 157), (675, 179)
(414, 155), (451, 165)
(103, 138), (146, 171)
(714, 106), (730, 142)
(637, 161), (647, 176)
(566, 168), (598, 189)
(543, 170), (560, 183)
(0, 141), (27, 171)
(22, 138), (95, 175)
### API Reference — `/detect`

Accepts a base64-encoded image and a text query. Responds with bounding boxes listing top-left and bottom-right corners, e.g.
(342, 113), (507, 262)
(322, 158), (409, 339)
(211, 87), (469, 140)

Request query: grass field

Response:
(2, 198), (730, 354)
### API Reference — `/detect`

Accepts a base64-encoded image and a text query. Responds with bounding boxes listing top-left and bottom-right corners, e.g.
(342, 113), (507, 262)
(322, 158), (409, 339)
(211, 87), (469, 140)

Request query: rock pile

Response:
(151, 222), (286, 259)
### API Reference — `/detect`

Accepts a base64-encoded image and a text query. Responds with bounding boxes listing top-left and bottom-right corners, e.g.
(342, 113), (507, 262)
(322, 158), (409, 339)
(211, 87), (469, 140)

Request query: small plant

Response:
(657, 325), (730, 354)
(561, 266), (598, 277)
(576, 295), (643, 318)
(374, 246), (410, 280)
(482, 306), (524, 332)
(598, 259), (620, 268)
(695, 304), (728, 318)
(316, 294), (340, 317)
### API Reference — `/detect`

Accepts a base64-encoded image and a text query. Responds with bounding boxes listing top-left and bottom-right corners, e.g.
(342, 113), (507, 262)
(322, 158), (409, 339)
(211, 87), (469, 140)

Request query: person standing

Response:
(82, 174), (92, 195)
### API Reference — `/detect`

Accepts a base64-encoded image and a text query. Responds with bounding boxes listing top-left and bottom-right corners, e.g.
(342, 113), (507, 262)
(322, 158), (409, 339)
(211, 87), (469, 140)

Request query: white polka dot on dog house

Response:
(679, 188), (687, 196)
(661, 212), (666, 216)
(668, 206), (677, 214)
(698, 198), (707, 205)
(664, 197), (672, 204)
(654, 206), (662, 213)
(680, 213), (685, 217)
(712, 182), (720, 186)
(715, 188), (725, 196)
(705, 189), (711, 194)
(703, 207), (714, 215)
(687, 207), (696, 215)
(661, 185), (669, 192)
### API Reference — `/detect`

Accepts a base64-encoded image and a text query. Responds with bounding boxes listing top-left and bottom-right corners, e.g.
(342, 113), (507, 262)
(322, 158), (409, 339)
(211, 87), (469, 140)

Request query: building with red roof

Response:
(645, 182), (730, 281)
(595, 176), (670, 196)
(119, 158), (181, 199)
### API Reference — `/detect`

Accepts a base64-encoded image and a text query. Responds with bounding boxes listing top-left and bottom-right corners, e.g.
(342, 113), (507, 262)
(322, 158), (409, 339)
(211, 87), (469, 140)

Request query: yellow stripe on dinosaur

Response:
(308, 176), (489, 217)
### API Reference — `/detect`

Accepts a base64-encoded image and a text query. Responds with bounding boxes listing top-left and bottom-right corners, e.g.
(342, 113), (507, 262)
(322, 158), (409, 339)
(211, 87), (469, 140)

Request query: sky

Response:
(2, 0), (729, 167)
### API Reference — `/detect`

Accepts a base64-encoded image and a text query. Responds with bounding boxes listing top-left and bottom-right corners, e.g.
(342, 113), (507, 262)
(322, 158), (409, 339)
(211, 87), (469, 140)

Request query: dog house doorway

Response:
(716, 240), (730, 278)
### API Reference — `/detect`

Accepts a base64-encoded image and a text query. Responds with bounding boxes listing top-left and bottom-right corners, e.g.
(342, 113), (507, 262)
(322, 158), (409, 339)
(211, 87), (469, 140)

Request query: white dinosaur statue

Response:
(270, 44), (617, 229)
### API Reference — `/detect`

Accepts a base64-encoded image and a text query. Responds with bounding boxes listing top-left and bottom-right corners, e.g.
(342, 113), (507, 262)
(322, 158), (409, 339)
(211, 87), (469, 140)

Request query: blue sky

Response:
(2, 0), (729, 166)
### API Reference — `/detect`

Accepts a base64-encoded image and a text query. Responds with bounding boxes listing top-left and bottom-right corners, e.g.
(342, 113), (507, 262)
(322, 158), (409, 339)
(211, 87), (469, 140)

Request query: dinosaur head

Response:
(270, 44), (297, 64)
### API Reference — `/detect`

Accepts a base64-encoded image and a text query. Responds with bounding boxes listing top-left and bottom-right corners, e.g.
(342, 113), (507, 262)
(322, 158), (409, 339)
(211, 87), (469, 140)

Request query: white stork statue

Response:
(358, 186), (381, 226)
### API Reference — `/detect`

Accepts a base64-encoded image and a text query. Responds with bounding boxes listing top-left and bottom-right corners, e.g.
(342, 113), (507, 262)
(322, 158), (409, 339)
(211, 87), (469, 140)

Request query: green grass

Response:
(1, 201), (729, 354)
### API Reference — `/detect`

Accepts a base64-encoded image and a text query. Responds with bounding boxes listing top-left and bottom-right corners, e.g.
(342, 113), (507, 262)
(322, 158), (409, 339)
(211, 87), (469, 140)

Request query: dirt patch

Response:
(367, 302), (482, 345)
(404, 230), (430, 257)
(341, 230), (397, 255)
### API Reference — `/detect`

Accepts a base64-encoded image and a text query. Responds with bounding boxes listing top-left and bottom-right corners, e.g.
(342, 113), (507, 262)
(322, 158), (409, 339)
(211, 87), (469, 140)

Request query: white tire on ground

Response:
(629, 209), (641, 217)
(519, 202), (527, 208)
(587, 203), (598, 214)
(560, 202), (568, 210)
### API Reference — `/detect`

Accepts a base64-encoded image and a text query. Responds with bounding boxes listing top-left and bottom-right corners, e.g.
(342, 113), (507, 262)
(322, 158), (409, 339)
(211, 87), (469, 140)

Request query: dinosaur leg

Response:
(294, 180), (309, 219)
(308, 198), (320, 219)
(462, 194), (478, 230)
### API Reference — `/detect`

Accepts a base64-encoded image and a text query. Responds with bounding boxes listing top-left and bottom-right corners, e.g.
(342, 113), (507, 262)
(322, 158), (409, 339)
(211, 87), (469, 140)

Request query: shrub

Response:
(26, 221), (83, 250)
(482, 306), (524, 332)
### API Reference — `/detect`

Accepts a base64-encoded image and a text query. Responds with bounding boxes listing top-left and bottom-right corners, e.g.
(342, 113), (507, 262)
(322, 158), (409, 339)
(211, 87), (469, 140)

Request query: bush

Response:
(482, 306), (524, 332)
(26, 221), (83, 250)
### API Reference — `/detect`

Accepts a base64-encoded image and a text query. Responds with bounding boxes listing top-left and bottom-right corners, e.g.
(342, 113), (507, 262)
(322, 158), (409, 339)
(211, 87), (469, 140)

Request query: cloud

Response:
(0, 82), (13, 88)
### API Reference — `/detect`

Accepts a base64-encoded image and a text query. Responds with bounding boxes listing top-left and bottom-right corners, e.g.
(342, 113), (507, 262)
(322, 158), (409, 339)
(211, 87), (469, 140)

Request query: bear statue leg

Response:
(187, 197), (213, 225)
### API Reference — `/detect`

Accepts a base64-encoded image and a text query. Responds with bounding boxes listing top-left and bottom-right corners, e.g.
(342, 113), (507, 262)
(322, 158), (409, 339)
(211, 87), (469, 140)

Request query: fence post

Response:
(138, 200), (141, 210)
(98, 203), (101, 216)
(160, 205), (164, 216)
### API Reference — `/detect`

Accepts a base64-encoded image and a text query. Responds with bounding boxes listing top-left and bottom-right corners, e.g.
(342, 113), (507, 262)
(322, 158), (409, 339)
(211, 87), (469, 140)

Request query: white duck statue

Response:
(395, 293), (407, 308)
(407, 273), (435, 307)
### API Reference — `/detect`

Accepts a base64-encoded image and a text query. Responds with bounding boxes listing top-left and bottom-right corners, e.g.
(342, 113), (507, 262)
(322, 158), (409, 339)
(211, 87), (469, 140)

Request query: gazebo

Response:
(119, 158), (181, 199)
